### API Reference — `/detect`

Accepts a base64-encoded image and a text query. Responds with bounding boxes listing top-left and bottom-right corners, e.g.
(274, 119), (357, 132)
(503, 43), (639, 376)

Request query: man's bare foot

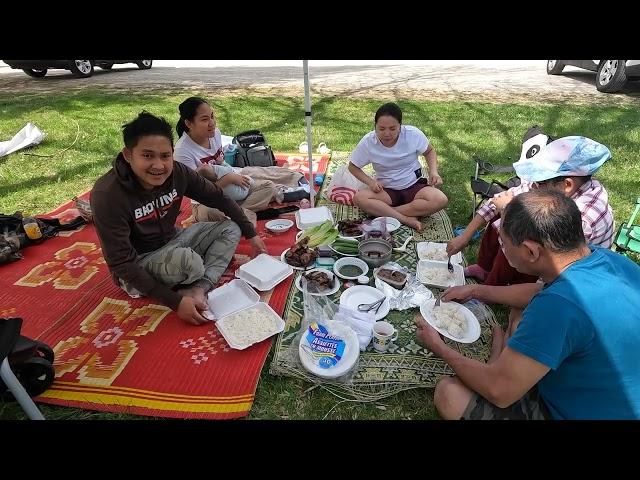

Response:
(488, 325), (505, 364)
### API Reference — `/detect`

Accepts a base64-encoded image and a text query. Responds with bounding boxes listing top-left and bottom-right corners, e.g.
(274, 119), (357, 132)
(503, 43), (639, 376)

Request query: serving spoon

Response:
(392, 236), (414, 253)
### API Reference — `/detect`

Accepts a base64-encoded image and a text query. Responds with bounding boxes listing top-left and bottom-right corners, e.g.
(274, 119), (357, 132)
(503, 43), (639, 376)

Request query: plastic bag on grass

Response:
(288, 275), (359, 383)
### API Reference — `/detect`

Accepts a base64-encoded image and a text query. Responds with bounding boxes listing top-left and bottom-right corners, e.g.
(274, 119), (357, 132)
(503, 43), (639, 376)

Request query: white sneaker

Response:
(119, 279), (144, 298)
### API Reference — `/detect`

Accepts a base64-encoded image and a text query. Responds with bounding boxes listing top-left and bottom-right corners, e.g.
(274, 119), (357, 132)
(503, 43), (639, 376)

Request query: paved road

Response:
(1, 61), (639, 104)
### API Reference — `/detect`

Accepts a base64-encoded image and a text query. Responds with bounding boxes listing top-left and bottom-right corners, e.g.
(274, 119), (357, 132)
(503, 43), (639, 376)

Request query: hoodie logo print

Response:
(134, 189), (179, 222)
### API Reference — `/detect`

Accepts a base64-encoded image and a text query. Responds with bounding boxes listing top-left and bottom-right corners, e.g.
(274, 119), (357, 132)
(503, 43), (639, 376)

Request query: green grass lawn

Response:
(1, 89), (639, 420)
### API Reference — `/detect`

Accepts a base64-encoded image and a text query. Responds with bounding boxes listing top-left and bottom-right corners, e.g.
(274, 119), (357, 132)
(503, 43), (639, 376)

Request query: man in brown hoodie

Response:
(91, 112), (267, 325)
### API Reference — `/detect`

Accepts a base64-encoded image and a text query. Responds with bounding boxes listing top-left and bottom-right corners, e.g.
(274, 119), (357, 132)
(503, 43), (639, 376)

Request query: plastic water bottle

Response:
(299, 198), (311, 209)
(22, 217), (42, 240)
(275, 186), (287, 203)
(223, 144), (237, 166)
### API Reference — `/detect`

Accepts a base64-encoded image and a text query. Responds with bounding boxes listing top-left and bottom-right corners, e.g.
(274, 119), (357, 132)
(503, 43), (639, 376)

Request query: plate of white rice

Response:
(419, 300), (481, 343)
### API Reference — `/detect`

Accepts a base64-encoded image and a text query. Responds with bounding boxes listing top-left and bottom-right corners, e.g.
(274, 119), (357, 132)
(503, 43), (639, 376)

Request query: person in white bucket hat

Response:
(513, 135), (611, 183)
(452, 134), (615, 287)
(448, 126), (553, 285)
(515, 135), (615, 251)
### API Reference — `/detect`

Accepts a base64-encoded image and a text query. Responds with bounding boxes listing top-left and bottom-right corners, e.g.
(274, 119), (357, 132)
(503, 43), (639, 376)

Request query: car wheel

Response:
(546, 60), (564, 75)
(136, 60), (153, 70)
(22, 68), (48, 78)
(68, 60), (95, 78)
(98, 63), (113, 70)
(596, 60), (627, 93)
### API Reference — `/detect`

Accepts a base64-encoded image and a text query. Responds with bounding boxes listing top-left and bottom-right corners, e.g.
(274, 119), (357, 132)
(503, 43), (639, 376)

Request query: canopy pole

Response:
(303, 60), (315, 206)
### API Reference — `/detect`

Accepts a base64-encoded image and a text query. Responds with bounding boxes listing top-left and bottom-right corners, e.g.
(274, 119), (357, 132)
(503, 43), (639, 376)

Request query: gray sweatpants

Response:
(135, 220), (241, 290)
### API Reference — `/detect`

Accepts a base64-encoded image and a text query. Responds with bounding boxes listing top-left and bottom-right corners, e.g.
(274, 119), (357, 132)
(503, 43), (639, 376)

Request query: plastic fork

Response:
(447, 255), (454, 273)
(433, 293), (443, 309)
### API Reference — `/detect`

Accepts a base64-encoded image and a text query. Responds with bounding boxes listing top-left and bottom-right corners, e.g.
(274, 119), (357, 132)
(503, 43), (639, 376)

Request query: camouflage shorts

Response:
(462, 387), (550, 420)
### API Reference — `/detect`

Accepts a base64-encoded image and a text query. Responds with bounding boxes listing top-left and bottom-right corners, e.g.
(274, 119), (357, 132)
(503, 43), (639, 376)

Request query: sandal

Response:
(317, 142), (331, 154)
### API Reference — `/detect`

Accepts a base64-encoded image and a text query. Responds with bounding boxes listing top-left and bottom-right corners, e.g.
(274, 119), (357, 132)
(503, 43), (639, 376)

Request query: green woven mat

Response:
(269, 153), (497, 401)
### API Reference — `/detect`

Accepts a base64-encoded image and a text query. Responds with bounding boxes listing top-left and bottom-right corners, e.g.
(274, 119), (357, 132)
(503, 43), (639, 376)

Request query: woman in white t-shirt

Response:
(174, 97), (277, 226)
(349, 103), (448, 231)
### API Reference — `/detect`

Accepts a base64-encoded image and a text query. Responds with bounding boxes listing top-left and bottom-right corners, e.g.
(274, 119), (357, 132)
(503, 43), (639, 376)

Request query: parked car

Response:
(2, 60), (153, 79)
(546, 60), (640, 93)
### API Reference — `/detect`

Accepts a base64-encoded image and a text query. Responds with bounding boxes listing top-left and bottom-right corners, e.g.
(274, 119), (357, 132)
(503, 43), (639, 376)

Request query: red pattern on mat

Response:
(274, 153), (329, 182)
(0, 153), (328, 419)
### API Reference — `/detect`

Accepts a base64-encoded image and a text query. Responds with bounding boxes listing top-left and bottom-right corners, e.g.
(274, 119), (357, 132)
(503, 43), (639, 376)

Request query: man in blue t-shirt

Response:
(416, 190), (640, 419)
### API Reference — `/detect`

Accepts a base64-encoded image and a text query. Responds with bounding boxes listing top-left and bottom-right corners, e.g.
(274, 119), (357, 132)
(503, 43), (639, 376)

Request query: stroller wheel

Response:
(10, 357), (55, 398)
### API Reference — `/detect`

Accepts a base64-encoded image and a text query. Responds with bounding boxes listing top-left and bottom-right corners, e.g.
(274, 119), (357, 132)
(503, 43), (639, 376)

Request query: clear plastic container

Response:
(374, 268), (407, 289)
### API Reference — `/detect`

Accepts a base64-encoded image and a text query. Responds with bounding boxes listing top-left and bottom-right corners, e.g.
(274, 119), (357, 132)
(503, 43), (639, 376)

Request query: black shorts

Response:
(462, 386), (551, 420)
(383, 178), (431, 207)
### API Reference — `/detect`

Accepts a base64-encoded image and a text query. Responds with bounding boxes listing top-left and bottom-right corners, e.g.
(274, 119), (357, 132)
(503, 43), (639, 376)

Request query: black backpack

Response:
(232, 130), (276, 167)
(0, 317), (55, 401)
(0, 212), (87, 264)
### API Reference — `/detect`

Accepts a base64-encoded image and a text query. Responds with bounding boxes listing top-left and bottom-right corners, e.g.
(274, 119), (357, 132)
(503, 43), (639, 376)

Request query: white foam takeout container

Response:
(235, 253), (294, 291)
(416, 259), (465, 289)
(207, 279), (285, 350)
(416, 242), (463, 264)
(295, 206), (334, 230)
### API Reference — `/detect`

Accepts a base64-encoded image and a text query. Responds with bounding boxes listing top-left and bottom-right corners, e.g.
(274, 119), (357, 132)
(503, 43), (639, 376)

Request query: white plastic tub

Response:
(333, 257), (369, 280)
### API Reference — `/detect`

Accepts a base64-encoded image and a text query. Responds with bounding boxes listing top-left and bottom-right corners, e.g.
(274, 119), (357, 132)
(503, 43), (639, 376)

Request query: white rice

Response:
(431, 303), (467, 338)
(419, 249), (448, 261)
(220, 306), (278, 347)
(420, 267), (455, 286)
